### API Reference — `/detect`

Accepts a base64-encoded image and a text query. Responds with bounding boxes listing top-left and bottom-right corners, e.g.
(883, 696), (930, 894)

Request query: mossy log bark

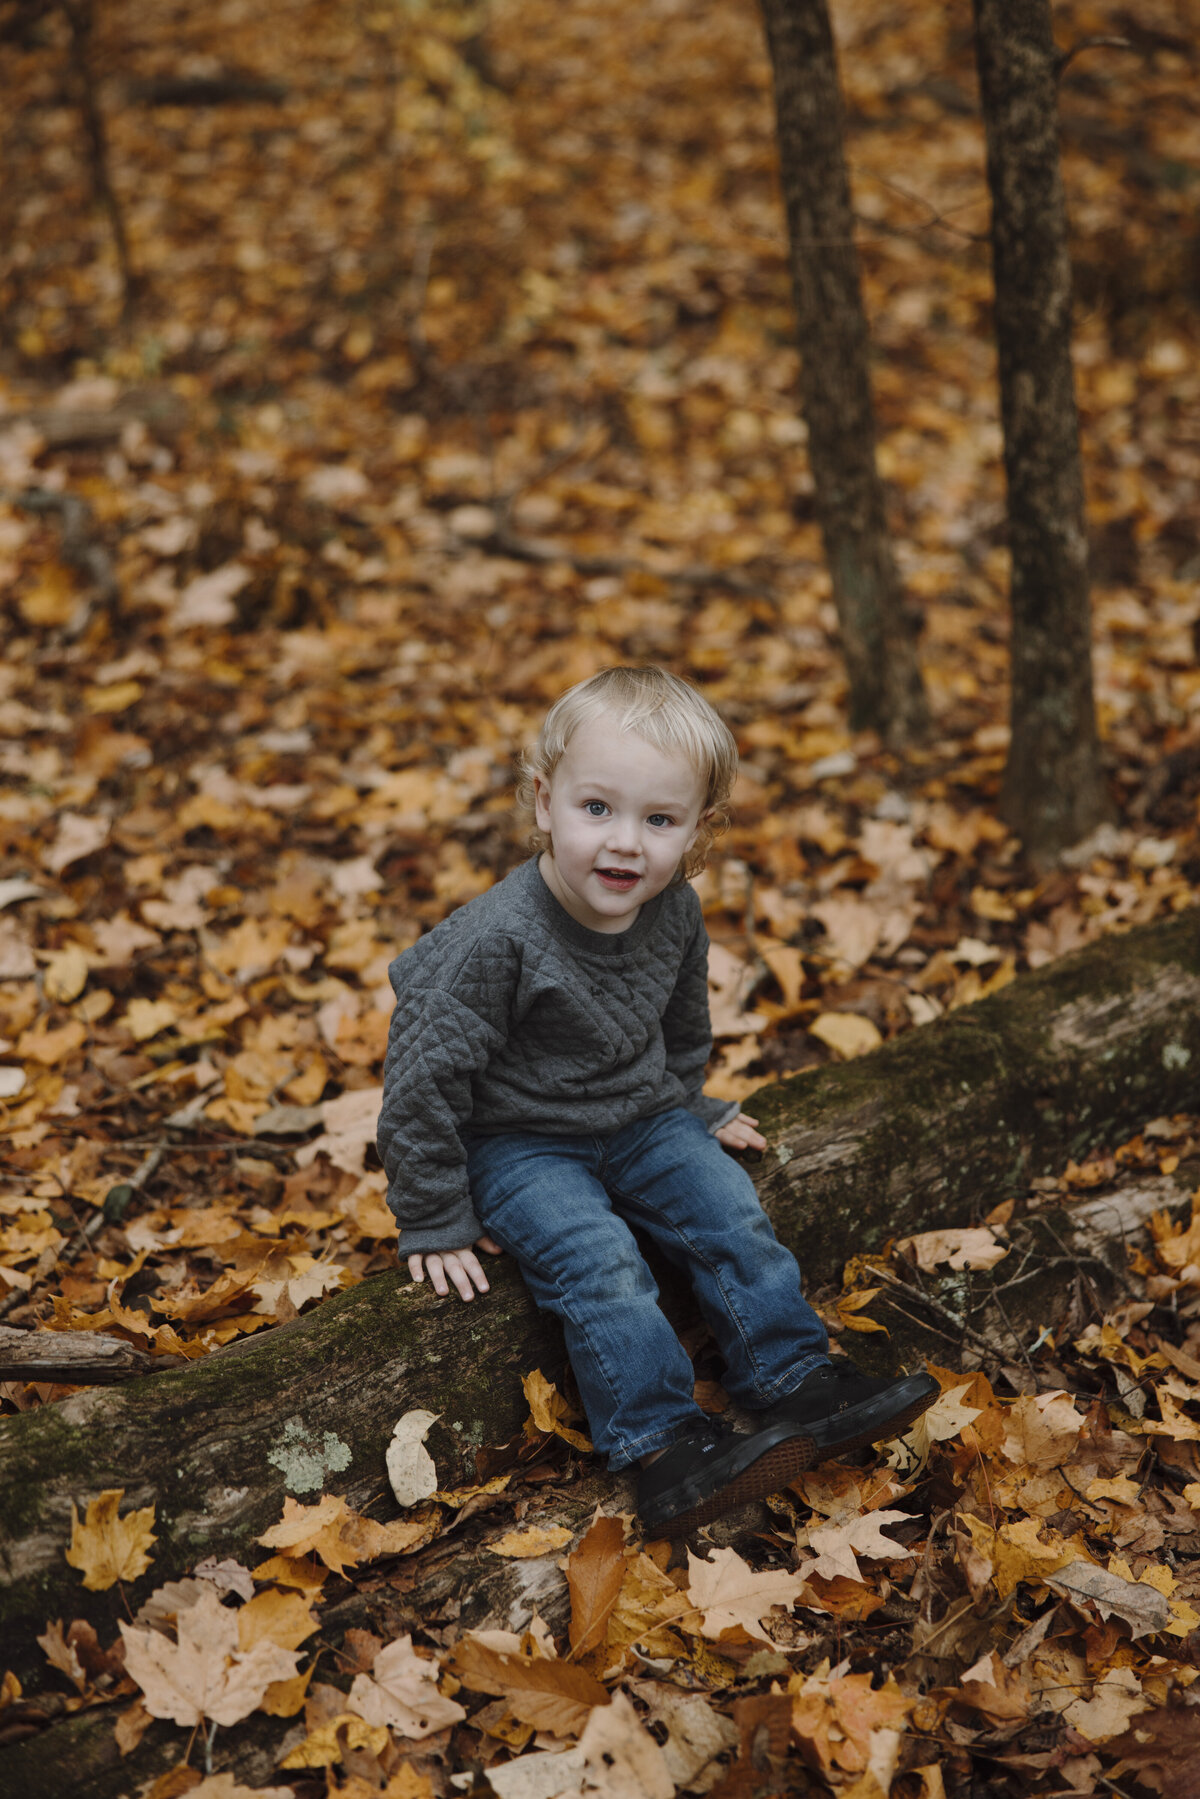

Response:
(2, 908), (1199, 1710)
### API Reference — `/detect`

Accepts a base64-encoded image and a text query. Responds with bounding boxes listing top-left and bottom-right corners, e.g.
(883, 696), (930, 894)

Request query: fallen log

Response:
(1, 906), (1198, 1711)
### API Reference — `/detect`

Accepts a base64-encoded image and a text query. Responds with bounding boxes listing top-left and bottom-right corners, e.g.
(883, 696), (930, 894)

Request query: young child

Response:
(378, 667), (937, 1533)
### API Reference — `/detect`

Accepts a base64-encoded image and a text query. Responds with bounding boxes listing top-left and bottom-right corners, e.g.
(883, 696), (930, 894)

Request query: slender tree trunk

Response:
(757, 0), (927, 748)
(61, 0), (138, 319)
(972, 0), (1112, 864)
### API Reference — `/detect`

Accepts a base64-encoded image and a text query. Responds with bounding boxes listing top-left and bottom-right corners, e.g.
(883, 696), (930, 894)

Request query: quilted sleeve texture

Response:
(661, 894), (739, 1133)
(378, 935), (515, 1254)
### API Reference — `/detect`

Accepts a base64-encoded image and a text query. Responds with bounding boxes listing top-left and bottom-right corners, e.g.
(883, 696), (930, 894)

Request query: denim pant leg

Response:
(602, 1108), (831, 1408)
(465, 1131), (708, 1470)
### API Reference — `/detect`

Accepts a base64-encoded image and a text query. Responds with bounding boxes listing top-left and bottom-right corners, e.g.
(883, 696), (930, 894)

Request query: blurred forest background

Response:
(1, 0), (1198, 1158)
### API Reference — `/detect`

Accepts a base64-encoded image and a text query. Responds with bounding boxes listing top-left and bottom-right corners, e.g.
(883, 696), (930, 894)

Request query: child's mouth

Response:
(595, 867), (640, 891)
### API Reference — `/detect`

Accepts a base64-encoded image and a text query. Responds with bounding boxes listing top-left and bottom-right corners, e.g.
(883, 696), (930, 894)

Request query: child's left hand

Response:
(715, 1112), (767, 1152)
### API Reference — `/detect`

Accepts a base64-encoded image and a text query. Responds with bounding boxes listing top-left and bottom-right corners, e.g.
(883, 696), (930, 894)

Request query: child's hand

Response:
(408, 1235), (502, 1302)
(716, 1112), (767, 1152)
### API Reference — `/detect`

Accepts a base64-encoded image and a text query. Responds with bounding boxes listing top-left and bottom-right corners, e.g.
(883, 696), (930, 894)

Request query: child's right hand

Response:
(407, 1235), (502, 1302)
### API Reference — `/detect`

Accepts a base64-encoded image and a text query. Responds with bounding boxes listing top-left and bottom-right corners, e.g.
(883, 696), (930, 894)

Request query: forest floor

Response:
(1, 0), (1199, 1793)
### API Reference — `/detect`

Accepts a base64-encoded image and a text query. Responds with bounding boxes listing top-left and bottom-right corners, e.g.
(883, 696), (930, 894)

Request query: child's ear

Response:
(684, 806), (712, 852)
(533, 773), (552, 832)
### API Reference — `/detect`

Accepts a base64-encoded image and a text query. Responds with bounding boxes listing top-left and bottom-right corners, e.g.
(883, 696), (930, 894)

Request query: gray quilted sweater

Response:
(377, 856), (738, 1253)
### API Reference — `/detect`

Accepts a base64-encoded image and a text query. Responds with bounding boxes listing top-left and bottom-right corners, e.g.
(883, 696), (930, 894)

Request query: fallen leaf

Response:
(522, 1368), (593, 1452)
(120, 1585), (301, 1727)
(44, 812), (109, 876)
(1000, 1390), (1084, 1470)
(185, 1778), (295, 1799)
(888, 1383), (981, 1471)
(348, 1634), (467, 1738)
(43, 944), (89, 1004)
(65, 1490), (157, 1591)
(895, 1226), (1008, 1272)
(805, 1509), (915, 1585)
(566, 1514), (626, 1658)
(1063, 1667), (1152, 1743)
(629, 1680), (738, 1791)
(1105, 1693), (1200, 1797)
(809, 1011), (883, 1060)
(386, 1408), (440, 1508)
(490, 1525), (574, 1559)
(576, 1688), (673, 1798)
(279, 1711), (391, 1767)
(685, 1546), (807, 1645)
(122, 998), (179, 1042)
(1045, 1561), (1171, 1638)
(482, 1747), (586, 1798)
(449, 1636), (607, 1737)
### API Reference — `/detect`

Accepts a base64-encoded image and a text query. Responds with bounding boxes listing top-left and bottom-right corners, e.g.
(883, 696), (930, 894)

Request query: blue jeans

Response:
(465, 1107), (830, 1469)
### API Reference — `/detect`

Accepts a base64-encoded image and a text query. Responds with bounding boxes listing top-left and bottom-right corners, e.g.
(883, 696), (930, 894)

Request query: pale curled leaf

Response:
(347, 1633), (466, 1738)
(386, 1408), (440, 1508)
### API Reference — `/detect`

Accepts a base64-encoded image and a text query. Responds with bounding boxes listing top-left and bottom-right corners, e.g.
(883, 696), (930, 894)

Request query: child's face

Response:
(533, 715), (707, 933)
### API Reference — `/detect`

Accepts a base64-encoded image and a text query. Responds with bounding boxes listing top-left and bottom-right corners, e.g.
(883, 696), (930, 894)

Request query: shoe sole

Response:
(650, 1431), (814, 1539)
(800, 1373), (941, 1463)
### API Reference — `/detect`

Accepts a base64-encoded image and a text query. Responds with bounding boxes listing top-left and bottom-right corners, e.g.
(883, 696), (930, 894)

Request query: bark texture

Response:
(757, 0), (926, 746)
(2, 908), (1199, 1710)
(972, 0), (1113, 862)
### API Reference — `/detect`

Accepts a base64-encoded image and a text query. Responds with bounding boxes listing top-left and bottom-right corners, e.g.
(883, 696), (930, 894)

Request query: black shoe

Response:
(636, 1417), (812, 1537)
(763, 1362), (940, 1461)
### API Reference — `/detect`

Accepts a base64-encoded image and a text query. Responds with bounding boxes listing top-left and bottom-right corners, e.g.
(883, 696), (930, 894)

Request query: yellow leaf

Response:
(970, 886), (1017, 922)
(279, 1712), (390, 1767)
(248, 1555), (328, 1594)
(522, 1368), (593, 1452)
(17, 1017), (87, 1067)
(85, 680), (143, 714)
(19, 561), (78, 627)
(836, 1287), (888, 1335)
(809, 1013), (882, 1060)
(489, 1525), (573, 1558)
(122, 998), (179, 1043)
(43, 945), (90, 1005)
(236, 1589), (318, 1654)
(65, 1490), (156, 1591)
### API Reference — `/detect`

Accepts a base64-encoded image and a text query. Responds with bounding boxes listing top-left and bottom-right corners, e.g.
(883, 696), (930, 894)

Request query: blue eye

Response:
(585, 801), (608, 817)
(647, 814), (673, 828)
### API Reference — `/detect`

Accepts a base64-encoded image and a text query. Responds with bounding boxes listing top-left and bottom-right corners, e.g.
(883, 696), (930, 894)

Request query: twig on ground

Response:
(872, 1266), (1001, 1360)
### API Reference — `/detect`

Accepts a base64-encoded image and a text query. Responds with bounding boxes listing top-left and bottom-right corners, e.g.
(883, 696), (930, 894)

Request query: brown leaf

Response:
(449, 1636), (607, 1737)
(1107, 1692), (1200, 1798)
(567, 1513), (626, 1658)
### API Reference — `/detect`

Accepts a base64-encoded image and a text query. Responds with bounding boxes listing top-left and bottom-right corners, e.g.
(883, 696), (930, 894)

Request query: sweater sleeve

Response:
(377, 938), (515, 1254)
(661, 902), (740, 1134)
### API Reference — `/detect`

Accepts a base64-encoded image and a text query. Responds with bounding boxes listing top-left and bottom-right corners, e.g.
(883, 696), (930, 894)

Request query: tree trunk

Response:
(972, 0), (1113, 864)
(2, 908), (1198, 1706)
(757, 0), (927, 748)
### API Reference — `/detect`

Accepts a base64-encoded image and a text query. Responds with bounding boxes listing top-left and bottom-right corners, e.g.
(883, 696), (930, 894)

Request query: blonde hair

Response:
(517, 666), (738, 880)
